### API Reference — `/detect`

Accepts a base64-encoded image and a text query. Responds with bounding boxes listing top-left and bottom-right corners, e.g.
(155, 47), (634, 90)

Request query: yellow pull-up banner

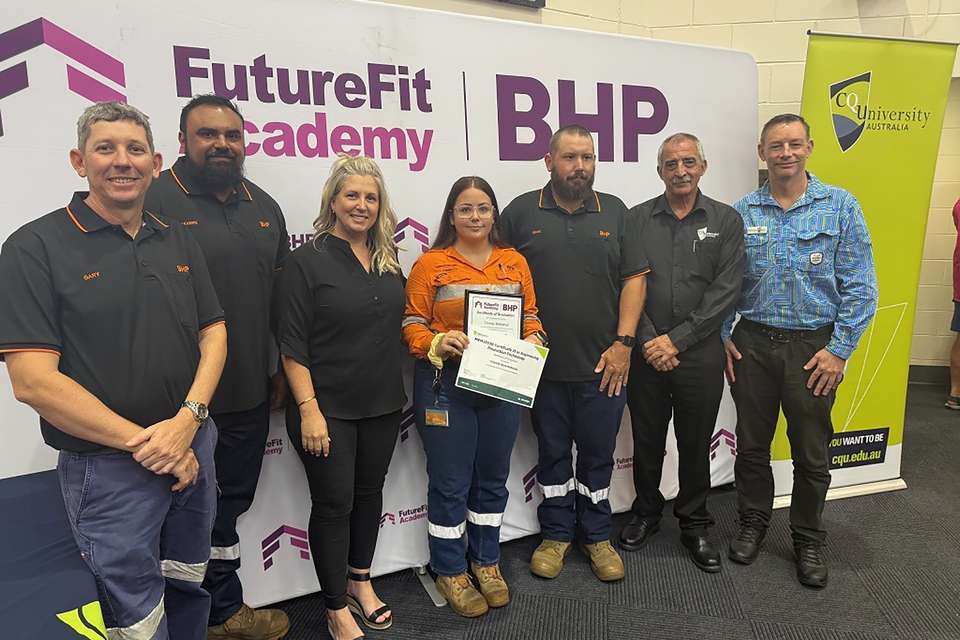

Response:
(778, 32), (957, 489)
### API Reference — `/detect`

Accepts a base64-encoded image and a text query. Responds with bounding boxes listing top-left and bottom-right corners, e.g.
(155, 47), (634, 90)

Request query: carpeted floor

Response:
(277, 382), (960, 639)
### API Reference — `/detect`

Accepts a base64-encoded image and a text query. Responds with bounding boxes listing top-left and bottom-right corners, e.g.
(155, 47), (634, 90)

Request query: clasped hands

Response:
(643, 335), (680, 372)
(125, 409), (201, 491)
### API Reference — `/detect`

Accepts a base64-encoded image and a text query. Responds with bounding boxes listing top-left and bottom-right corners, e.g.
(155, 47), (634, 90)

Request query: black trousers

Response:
(205, 400), (271, 626)
(627, 332), (724, 533)
(730, 321), (835, 544)
(287, 407), (400, 610)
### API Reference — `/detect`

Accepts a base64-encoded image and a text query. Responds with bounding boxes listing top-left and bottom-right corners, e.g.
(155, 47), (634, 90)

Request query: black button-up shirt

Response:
(275, 234), (406, 420)
(0, 193), (224, 453)
(145, 157), (289, 413)
(630, 191), (744, 351)
(501, 183), (649, 381)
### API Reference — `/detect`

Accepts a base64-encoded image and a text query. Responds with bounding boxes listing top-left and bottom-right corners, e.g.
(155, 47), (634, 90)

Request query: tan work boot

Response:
(207, 603), (290, 640)
(470, 561), (510, 607)
(435, 573), (489, 618)
(530, 539), (572, 579)
(580, 540), (625, 582)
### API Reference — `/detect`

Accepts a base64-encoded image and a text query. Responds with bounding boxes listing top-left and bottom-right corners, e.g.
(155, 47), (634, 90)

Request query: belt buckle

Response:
(767, 328), (790, 343)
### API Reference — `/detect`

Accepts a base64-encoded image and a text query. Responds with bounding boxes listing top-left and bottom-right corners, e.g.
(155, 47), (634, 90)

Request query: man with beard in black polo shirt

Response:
(146, 95), (289, 640)
(500, 125), (648, 583)
(619, 133), (744, 573)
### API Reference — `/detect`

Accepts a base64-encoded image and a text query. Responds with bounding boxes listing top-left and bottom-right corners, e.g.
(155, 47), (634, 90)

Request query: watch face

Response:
(197, 404), (209, 420)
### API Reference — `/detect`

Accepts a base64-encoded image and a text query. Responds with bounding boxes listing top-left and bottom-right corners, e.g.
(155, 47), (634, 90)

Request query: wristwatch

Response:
(615, 335), (636, 348)
(182, 400), (209, 423)
(534, 330), (549, 347)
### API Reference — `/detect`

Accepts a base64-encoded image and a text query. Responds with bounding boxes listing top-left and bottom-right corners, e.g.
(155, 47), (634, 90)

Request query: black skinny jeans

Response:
(287, 407), (400, 610)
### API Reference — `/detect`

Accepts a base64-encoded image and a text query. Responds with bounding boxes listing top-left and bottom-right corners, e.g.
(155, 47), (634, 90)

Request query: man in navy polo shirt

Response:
(0, 102), (227, 639)
(146, 94), (289, 640)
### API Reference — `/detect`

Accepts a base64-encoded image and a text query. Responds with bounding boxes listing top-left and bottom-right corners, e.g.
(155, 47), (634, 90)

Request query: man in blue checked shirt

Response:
(721, 113), (877, 589)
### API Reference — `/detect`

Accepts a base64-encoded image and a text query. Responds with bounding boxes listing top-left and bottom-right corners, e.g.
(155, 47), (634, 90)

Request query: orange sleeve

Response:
(403, 255), (438, 359)
(516, 254), (544, 339)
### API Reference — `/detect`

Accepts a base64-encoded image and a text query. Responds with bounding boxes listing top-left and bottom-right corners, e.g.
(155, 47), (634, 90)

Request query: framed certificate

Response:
(464, 290), (523, 341)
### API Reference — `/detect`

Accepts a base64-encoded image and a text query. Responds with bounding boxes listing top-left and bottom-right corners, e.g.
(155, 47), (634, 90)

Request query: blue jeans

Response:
(532, 380), (626, 543)
(414, 360), (520, 576)
(58, 420), (217, 640)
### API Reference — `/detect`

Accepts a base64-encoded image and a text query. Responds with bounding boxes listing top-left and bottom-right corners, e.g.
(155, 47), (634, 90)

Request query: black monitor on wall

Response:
(491, 0), (546, 7)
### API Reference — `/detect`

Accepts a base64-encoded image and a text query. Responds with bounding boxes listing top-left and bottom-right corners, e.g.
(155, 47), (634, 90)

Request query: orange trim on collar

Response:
(594, 192), (602, 212)
(65, 205), (89, 233)
(538, 188), (544, 209)
(145, 211), (170, 229)
(241, 182), (253, 201)
(170, 167), (190, 194)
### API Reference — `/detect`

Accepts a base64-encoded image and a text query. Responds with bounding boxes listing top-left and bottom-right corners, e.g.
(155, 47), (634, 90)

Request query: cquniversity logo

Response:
(0, 18), (126, 136)
(261, 524), (310, 570)
(829, 71), (871, 152)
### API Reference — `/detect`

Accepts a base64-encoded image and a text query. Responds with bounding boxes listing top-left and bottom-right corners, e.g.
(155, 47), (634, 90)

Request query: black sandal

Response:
(345, 570), (393, 630)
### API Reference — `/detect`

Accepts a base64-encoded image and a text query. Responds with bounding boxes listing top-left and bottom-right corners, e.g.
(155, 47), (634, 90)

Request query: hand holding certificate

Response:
(455, 328), (548, 408)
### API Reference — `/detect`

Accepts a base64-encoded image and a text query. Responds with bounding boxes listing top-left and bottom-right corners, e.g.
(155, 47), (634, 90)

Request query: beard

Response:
(188, 148), (244, 191)
(550, 167), (595, 204)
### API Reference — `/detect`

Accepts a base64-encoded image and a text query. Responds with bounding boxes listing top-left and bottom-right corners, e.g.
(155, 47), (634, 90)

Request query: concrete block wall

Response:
(377, 0), (960, 364)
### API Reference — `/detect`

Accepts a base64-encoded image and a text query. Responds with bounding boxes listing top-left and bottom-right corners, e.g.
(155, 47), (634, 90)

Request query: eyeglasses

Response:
(453, 204), (495, 218)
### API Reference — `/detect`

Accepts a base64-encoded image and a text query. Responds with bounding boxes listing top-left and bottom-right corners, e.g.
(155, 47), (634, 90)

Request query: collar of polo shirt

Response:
(169, 156), (253, 202)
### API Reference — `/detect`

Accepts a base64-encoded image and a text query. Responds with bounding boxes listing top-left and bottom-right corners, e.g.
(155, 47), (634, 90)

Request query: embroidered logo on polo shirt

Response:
(531, 229), (542, 235)
(259, 220), (271, 228)
(176, 264), (190, 273)
(83, 271), (101, 282)
(182, 220), (199, 226)
(599, 230), (610, 238)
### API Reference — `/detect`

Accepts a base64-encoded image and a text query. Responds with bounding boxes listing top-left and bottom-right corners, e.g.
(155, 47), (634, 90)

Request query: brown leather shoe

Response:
(435, 573), (489, 618)
(470, 561), (510, 607)
(530, 539), (572, 579)
(580, 540), (625, 582)
(207, 604), (290, 640)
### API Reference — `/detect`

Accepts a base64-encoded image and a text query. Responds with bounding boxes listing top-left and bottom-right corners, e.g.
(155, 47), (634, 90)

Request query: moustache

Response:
(206, 151), (236, 160)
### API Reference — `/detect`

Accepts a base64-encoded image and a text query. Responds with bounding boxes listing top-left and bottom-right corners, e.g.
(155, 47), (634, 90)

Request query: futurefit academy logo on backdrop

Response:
(261, 524), (310, 571)
(398, 405), (415, 444)
(710, 428), (737, 461)
(522, 466), (539, 502)
(0, 18), (125, 136)
(394, 218), (430, 253)
(829, 71), (933, 152)
(379, 512), (396, 528)
(380, 504), (427, 528)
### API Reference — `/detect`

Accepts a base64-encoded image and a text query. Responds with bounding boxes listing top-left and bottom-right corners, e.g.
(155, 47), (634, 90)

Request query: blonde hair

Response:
(312, 155), (401, 276)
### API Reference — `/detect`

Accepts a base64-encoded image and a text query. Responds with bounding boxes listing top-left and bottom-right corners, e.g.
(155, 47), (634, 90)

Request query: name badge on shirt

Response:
(746, 226), (768, 235)
(697, 227), (720, 241)
(809, 252), (824, 265)
(424, 408), (449, 427)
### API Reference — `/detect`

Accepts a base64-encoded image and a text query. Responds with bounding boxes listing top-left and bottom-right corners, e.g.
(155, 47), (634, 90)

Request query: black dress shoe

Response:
(681, 534), (721, 573)
(794, 542), (828, 588)
(618, 516), (660, 551)
(728, 517), (767, 565)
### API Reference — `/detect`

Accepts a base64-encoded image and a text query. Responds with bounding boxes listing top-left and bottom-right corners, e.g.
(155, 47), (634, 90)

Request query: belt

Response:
(739, 318), (833, 343)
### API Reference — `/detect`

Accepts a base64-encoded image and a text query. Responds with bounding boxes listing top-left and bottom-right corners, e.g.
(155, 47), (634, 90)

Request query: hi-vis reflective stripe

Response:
(435, 283), (521, 303)
(540, 478), (576, 499)
(576, 480), (610, 504)
(107, 596), (164, 640)
(427, 520), (466, 539)
(210, 544), (240, 561)
(402, 315), (430, 328)
(467, 510), (503, 527)
(161, 559), (207, 583)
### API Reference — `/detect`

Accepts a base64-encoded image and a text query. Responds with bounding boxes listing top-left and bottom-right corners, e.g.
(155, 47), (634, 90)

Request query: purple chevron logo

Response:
(399, 404), (415, 443)
(379, 512), (396, 528)
(0, 17), (126, 136)
(260, 524), (310, 571)
(523, 465), (539, 503)
(710, 428), (737, 460)
(393, 217), (430, 253)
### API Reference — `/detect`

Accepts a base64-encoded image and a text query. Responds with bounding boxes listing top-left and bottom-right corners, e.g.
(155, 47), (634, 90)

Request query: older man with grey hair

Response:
(0, 101), (226, 639)
(619, 132), (744, 572)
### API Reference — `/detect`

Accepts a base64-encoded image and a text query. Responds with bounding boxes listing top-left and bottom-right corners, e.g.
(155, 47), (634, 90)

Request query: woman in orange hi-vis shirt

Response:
(403, 176), (546, 618)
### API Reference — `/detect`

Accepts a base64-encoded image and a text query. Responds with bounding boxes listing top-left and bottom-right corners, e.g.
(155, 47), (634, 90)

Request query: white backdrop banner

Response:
(0, 0), (756, 606)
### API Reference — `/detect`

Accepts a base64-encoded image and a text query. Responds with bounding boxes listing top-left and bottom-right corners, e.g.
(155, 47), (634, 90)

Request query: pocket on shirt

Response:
(583, 236), (617, 276)
(743, 233), (770, 273)
(166, 270), (200, 332)
(795, 227), (839, 274)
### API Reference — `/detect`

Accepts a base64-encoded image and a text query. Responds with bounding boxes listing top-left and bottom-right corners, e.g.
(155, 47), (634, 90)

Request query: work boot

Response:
(580, 540), (625, 582)
(207, 604), (290, 640)
(470, 561), (510, 607)
(530, 539), (572, 579)
(794, 542), (829, 588)
(728, 514), (767, 565)
(435, 573), (489, 618)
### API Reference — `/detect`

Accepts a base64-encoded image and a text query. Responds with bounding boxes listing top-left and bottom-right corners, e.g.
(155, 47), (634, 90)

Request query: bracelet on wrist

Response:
(297, 395), (317, 408)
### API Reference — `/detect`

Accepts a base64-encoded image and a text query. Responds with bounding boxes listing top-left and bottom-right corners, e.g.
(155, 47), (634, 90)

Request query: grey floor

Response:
(277, 382), (960, 639)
